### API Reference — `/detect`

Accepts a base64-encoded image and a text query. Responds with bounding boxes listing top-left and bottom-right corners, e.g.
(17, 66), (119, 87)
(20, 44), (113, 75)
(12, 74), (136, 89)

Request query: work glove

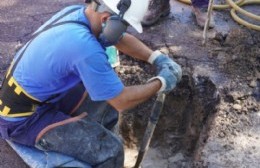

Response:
(148, 50), (182, 93)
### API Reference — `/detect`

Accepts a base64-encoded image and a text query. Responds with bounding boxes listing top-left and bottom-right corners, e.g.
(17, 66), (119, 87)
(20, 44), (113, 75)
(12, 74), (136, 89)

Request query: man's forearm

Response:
(115, 33), (153, 62)
(108, 80), (161, 112)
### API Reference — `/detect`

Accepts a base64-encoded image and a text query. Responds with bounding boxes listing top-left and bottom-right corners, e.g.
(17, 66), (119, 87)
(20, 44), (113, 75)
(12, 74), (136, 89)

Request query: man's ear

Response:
(101, 12), (111, 23)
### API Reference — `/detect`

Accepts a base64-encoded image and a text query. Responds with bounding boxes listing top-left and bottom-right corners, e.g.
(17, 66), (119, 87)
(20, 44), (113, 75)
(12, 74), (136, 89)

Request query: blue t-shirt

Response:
(13, 5), (124, 102)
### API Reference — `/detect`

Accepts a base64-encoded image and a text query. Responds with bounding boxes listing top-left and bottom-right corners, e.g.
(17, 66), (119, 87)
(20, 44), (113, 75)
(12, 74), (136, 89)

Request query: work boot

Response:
(142, 0), (170, 26)
(192, 6), (215, 28)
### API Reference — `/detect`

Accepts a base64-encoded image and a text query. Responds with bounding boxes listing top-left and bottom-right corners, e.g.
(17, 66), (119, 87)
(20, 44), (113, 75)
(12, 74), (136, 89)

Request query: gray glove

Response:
(148, 50), (182, 93)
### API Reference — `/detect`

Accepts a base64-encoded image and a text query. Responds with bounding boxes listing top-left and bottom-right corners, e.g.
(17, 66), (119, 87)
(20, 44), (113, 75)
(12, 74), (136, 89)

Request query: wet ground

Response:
(0, 0), (259, 168)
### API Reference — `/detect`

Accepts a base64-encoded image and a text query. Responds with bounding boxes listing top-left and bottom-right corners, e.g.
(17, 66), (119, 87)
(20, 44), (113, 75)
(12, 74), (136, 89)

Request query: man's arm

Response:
(111, 33), (159, 112)
(112, 33), (182, 113)
(108, 79), (161, 112)
(115, 33), (153, 62)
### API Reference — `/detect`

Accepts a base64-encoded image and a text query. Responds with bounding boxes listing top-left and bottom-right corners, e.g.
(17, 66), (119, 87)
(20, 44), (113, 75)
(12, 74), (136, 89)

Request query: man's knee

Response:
(79, 99), (119, 130)
(102, 105), (119, 130)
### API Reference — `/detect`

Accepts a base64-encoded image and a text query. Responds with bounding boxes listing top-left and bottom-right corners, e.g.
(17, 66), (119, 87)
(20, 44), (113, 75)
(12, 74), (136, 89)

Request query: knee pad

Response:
(98, 15), (128, 47)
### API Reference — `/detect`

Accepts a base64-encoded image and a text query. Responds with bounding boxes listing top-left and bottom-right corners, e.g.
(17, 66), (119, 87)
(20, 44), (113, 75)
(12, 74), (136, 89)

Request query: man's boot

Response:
(142, 0), (170, 26)
(192, 6), (215, 28)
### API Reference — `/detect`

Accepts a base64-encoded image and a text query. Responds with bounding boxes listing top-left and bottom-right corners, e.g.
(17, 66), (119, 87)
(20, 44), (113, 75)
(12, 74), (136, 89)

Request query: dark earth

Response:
(0, 0), (259, 168)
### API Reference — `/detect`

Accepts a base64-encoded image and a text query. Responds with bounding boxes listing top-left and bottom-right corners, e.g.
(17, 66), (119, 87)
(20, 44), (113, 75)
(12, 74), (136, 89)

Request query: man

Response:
(0, 0), (182, 167)
(142, 0), (215, 28)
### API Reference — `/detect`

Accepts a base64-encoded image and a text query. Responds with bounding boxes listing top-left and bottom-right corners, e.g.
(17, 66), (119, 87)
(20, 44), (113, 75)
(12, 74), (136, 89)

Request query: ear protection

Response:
(97, 0), (132, 47)
(98, 15), (128, 47)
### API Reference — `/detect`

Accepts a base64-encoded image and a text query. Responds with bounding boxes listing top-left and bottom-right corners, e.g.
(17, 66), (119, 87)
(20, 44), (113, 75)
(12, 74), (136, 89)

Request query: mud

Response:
(121, 73), (220, 167)
(0, 0), (259, 168)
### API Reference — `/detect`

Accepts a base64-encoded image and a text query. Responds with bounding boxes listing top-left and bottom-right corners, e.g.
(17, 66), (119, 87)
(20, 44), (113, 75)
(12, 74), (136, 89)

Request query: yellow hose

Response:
(177, 0), (260, 31)
(230, 0), (260, 30)
(177, 0), (245, 9)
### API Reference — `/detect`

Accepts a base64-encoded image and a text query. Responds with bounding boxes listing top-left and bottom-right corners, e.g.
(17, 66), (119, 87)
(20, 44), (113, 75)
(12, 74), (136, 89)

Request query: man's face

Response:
(95, 11), (112, 36)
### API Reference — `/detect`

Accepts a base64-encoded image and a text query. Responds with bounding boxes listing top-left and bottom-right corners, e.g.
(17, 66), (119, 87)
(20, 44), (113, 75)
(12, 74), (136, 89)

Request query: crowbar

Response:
(134, 93), (166, 168)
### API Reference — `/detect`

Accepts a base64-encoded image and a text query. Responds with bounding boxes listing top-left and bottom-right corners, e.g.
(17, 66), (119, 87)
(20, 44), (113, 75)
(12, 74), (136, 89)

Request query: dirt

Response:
(119, 1), (260, 167)
(0, 0), (259, 168)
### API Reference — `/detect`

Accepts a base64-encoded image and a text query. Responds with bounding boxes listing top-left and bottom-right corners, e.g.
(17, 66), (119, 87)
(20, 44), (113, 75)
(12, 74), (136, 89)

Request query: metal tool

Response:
(134, 93), (166, 168)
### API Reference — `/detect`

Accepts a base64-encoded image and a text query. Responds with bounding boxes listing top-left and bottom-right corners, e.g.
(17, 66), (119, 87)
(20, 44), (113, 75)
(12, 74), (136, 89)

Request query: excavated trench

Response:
(117, 57), (220, 167)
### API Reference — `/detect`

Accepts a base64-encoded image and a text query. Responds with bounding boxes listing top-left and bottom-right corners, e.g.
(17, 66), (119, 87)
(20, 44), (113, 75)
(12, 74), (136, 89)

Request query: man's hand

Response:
(154, 55), (182, 82)
(148, 64), (178, 93)
(148, 50), (182, 93)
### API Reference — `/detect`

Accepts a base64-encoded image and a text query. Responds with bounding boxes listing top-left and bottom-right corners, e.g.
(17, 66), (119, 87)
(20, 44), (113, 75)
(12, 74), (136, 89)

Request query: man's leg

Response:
(4, 82), (123, 167)
(142, 0), (170, 26)
(191, 0), (215, 28)
(35, 117), (124, 168)
(57, 83), (119, 130)
(37, 83), (123, 167)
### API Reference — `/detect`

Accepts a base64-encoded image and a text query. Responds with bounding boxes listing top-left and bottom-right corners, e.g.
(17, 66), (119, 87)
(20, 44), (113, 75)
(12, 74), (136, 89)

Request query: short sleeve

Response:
(74, 51), (124, 101)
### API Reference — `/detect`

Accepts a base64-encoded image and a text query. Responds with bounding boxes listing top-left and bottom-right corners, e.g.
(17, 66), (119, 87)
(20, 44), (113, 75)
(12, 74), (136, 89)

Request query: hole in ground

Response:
(120, 75), (220, 168)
